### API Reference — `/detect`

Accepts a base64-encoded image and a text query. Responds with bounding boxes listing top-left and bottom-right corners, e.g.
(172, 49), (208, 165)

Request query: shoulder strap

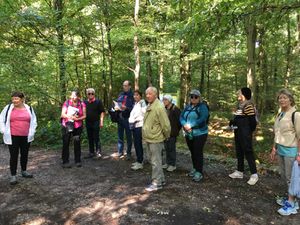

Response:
(292, 111), (296, 126)
(4, 104), (12, 124)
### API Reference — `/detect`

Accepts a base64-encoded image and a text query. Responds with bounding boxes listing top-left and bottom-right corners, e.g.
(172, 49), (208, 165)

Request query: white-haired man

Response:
(143, 87), (171, 192)
(84, 88), (105, 158)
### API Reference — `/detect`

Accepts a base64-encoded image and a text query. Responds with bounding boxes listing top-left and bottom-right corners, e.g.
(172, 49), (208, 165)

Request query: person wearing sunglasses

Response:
(180, 89), (209, 182)
(84, 88), (105, 159)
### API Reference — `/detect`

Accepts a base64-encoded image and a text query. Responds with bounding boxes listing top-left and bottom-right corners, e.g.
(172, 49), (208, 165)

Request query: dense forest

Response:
(1, 0), (300, 144)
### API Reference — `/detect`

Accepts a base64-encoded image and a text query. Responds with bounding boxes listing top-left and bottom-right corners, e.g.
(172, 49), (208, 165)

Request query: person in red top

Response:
(0, 91), (37, 185)
(61, 90), (86, 168)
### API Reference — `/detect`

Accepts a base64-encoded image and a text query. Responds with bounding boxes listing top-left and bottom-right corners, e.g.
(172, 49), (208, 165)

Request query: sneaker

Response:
(247, 174), (258, 185)
(192, 171), (203, 182)
(131, 162), (143, 170)
(76, 162), (82, 167)
(132, 162), (139, 166)
(21, 171), (33, 178)
(277, 197), (300, 210)
(166, 165), (176, 172)
(95, 151), (102, 158)
(145, 183), (162, 192)
(188, 168), (196, 177)
(84, 153), (95, 159)
(278, 201), (298, 216)
(62, 163), (72, 168)
(10, 176), (17, 185)
(162, 164), (169, 169)
(229, 170), (243, 179)
(118, 153), (124, 159)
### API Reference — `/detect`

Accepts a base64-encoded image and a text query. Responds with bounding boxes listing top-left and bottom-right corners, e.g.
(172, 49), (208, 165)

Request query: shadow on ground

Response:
(0, 144), (299, 225)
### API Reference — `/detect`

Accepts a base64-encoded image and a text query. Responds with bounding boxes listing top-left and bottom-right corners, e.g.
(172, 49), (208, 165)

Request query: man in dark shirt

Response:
(115, 80), (134, 159)
(84, 88), (105, 158)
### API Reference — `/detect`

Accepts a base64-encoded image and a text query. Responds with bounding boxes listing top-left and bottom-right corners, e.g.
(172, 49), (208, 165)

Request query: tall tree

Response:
(133, 0), (140, 90)
(54, 0), (66, 104)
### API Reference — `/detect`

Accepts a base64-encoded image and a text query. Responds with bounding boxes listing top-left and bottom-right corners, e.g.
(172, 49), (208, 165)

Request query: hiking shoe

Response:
(10, 176), (17, 185)
(192, 172), (203, 182)
(229, 170), (243, 179)
(76, 162), (82, 167)
(276, 197), (300, 210)
(162, 164), (169, 169)
(188, 168), (196, 177)
(21, 171), (33, 178)
(62, 163), (72, 168)
(247, 174), (258, 185)
(131, 162), (143, 170)
(145, 183), (162, 192)
(166, 165), (176, 172)
(278, 201), (298, 216)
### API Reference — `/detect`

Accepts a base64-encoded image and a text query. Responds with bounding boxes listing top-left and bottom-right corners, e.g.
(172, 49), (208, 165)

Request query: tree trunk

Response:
(54, 0), (66, 104)
(107, 24), (113, 104)
(199, 50), (205, 93)
(133, 0), (140, 91)
(100, 22), (108, 108)
(257, 27), (268, 114)
(179, 40), (190, 109)
(246, 15), (257, 100)
(158, 57), (164, 96)
(146, 50), (153, 87)
(285, 13), (291, 88)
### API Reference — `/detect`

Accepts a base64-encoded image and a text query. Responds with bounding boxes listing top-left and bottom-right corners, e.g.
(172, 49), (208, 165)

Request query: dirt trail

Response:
(0, 144), (299, 225)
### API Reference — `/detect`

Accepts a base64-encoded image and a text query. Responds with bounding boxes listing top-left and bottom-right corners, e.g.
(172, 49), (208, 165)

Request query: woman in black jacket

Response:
(228, 87), (258, 185)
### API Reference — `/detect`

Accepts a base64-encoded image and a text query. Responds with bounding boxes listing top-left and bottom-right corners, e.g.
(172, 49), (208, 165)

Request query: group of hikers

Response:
(0, 82), (299, 216)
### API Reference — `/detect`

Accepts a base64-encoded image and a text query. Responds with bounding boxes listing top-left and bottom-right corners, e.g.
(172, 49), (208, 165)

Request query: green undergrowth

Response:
(33, 111), (275, 165)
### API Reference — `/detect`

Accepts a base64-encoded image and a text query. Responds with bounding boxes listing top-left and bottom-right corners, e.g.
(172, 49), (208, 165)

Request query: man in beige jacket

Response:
(143, 87), (171, 192)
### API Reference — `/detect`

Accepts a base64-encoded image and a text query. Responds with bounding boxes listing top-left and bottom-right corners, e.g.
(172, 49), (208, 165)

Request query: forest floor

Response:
(0, 143), (299, 225)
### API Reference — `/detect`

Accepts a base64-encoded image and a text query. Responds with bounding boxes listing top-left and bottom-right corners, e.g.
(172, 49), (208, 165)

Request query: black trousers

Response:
(186, 134), (207, 174)
(8, 136), (30, 176)
(62, 126), (82, 164)
(86, 120), (101, 154)
(234, 129), (257, 174)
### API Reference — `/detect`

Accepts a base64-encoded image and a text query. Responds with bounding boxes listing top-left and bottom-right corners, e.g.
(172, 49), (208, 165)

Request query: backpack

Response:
(5, 103), (32, 124)
(108, 108), (121, 123)
(60, 100), (83, 124)
(194, 101), (210, 124)
(185, 101), (210, 125)
(276, 111), (297, 126)
(242, 102), (258, 131)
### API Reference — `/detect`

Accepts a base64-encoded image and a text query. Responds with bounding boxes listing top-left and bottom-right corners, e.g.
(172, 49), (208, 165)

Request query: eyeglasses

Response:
(190, 95), (199, 99)
(88, 93), (94, 95)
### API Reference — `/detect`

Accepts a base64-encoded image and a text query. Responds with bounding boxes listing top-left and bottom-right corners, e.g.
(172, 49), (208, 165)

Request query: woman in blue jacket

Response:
(180, 90), (209, 182)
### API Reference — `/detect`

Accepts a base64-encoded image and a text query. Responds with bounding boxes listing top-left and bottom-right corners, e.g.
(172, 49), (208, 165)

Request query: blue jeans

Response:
(132, 127), (143, 163)
(86, 120), (101, 154)
(117, 118), (132, 155)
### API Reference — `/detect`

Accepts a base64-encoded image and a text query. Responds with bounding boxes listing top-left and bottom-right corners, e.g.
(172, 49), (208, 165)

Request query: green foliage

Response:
(1, 0), (300, 151)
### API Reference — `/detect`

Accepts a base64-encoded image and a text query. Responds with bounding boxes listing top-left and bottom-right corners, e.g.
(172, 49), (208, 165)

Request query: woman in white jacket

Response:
(0, 91), (37, 185)
(129, 90), (147, 170)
